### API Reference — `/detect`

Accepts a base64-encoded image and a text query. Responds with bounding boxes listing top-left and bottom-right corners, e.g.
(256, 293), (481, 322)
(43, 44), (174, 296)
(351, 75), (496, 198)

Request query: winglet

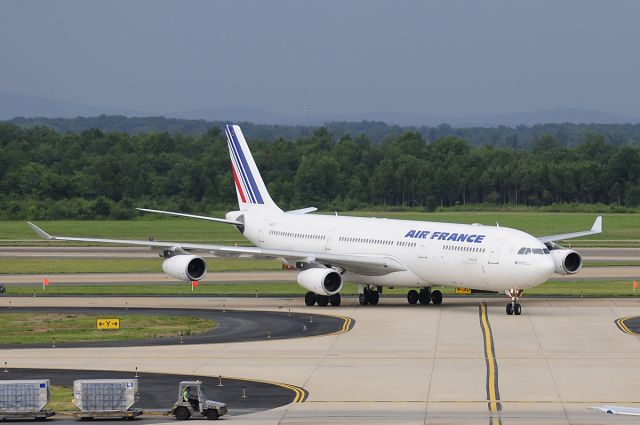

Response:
(27, 222), (53, 240)
(591, 216), (602, 233)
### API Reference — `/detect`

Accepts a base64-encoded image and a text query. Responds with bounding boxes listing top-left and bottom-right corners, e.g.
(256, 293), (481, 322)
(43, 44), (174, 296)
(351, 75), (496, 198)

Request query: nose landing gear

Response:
(506, 288), (523, 315)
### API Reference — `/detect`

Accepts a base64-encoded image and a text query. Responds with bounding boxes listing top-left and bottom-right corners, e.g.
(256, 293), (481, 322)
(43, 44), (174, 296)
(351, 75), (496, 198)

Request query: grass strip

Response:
(2, 280), (640, 297)
(0, 312), (215, 344)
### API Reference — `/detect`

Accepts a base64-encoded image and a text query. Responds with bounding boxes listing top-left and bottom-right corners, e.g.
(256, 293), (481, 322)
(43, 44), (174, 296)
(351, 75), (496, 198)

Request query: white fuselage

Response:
(235, 211), (556, 292)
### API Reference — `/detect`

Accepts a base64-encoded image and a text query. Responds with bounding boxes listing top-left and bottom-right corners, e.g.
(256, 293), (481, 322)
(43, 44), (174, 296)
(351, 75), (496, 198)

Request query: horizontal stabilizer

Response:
(285, 207), (318, 215)
(136, 208), (242, 225)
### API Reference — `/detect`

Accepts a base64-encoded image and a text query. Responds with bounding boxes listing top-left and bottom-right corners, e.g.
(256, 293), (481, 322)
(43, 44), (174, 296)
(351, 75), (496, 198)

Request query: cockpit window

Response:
(518, 247), (551, 255)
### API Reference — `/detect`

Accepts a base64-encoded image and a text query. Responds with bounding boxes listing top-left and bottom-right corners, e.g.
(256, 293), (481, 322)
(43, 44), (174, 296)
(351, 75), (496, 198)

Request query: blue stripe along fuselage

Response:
(225, 126), (264, 204)
(404, 230), (485, 243)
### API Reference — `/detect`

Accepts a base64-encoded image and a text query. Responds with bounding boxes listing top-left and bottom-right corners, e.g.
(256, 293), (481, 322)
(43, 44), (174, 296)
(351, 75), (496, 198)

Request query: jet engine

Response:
(550, 249), (582, 275)
(162, 255), (207, 282)
(296, 268), (343, 296)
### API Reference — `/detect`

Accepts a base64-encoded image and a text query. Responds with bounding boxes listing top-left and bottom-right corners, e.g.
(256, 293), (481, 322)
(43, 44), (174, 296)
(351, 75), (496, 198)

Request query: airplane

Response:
(28, 124), (603, 315)
(591, 405), (640, 416)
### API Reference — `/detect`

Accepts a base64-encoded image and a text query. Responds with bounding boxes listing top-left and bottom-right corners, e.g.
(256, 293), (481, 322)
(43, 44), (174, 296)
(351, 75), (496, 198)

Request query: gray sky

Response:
(2, 0), (640, 117)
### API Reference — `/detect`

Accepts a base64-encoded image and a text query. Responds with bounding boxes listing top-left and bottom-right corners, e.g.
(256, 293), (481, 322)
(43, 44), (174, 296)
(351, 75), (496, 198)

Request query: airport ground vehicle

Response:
(72, 379), (143, 420)
(0, 379), (55, 420)
(172, 381), (227, 420)
(0, 283), (5, 294)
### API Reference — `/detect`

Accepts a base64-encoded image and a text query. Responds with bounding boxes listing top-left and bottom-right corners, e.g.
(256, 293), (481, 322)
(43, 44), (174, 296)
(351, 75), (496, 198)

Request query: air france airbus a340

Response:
(28, 125), (602, 315)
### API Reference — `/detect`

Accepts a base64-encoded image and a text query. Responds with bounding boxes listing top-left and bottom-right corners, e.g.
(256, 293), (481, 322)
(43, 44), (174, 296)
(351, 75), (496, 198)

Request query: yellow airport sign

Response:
(455, 287), (472, 295)
(96, 318), (120, 330)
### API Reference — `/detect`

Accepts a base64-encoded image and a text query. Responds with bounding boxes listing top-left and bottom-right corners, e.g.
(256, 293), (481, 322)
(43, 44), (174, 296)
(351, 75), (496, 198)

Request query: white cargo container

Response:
(0, 379), (55, 420)
(73, 379), (143, 419)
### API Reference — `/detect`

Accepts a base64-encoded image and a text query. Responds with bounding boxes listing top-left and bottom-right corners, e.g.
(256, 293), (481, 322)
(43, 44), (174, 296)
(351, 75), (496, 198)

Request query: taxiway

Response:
(1, 295), (639, 424)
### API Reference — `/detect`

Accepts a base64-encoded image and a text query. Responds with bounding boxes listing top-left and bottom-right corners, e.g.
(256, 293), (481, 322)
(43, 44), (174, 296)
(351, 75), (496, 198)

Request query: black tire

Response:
(304, 292), (317, 306)
(418, 290), (431, 305)
(329, 293), (341, 306)
(174, 407), (191, 421)
(407, 290), (418, 304)
(431, 290), (443, 305)
(317, 295), (329, 306)
(514, 303), (522, 315)
(506, 304), (513, 315)
(206, 409), (219, 420)
(358, 292), (369, 305)
(369, 291), (380, 305)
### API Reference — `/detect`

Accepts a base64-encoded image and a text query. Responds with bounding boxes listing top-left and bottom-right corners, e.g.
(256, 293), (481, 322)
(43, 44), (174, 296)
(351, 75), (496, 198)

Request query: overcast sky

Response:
(1, 0), (640, 117)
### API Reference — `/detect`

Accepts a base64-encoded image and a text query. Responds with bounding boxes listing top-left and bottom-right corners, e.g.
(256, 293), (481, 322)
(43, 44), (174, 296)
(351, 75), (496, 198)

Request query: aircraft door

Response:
(487, 238), (505, 264)
(325, 229), (335, 251)
(419, 242), (427, 259)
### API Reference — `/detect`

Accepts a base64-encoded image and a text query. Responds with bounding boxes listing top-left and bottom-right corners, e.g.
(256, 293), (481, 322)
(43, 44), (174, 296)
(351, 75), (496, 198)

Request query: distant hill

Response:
(0, 91), (147, 120)
(2, 91), (639, 127)
(6, 115), (640, 147)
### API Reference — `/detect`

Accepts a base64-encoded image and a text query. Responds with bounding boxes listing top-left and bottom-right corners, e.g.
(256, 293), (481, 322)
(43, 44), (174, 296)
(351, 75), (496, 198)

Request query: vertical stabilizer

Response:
(224, 124), (281, 212)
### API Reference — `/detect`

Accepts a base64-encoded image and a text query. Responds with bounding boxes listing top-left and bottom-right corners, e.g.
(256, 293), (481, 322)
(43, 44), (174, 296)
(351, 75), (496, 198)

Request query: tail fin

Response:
(224, 124), (282, 212)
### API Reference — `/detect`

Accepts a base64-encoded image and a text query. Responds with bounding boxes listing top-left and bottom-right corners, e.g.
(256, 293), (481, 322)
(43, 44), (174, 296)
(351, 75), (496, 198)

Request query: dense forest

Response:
(0, 121), (639, 220)
(8, 115), (640, 147)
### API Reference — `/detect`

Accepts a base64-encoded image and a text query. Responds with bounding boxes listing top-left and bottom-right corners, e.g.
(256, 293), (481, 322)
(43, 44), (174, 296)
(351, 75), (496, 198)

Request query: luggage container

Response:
(72, 379), (143, 420)
(0, 379), (55, 420)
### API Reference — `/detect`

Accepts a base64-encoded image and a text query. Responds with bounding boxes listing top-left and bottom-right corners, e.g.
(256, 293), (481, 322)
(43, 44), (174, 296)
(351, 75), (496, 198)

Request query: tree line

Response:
(0, 122), (639, 220)
(9, 115), (640, 147)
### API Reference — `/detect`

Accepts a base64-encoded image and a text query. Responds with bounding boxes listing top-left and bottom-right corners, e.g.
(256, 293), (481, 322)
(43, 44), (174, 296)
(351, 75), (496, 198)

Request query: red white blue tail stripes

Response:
(225, 125), (264, 205)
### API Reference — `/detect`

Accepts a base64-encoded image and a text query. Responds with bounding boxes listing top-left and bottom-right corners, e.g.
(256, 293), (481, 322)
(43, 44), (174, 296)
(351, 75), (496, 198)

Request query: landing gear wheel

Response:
(369, 291), (380, 305)
(407, 290), (419, 305)
(317, 295), (329, 307)
(206, 409), (219, 420)
(431, 290), (443, 305)
(304, 292), (317, 306)
(418, 289), (431, 305)
(174, 407), (191, 421)
(505, 288), (524, 316)
(358, 292), (369, 305)
(514, 303), (522, 315)
(329, 293), (341, 306)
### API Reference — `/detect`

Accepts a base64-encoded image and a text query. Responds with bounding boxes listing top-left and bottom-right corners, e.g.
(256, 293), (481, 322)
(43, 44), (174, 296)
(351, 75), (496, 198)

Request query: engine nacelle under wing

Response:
(296, 268), (343, 296)
(550, 249), (582, 275)
(162, 255), (207, 282)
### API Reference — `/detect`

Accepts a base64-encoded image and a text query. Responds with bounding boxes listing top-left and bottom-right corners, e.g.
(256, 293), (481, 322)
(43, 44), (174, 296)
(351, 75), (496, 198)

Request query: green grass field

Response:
(1, 211), (637, 246)
(48, 386), (76, 412)
(3, 280), (639, 297)
(0, 257), (280, 274)
(0, 312), (215, 344)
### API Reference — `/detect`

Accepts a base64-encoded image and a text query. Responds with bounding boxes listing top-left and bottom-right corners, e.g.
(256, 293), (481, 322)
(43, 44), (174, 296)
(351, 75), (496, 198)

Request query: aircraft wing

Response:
(537, 216), (602, 243)
(591, 405), (640, 416)
(28, 222), (406, 276)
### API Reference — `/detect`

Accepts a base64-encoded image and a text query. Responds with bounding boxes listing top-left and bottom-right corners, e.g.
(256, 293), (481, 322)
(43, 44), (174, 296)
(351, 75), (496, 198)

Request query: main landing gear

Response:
(505, 288), (523, 315)
(305, 291), (341, 307)
(407, 288), (443, 306)
(358, 286), (380, 305)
